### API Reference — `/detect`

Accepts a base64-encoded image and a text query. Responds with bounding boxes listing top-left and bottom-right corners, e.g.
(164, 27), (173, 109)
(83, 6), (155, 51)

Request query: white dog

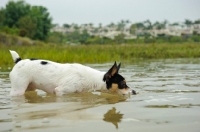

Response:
(9, 50), (136, 96)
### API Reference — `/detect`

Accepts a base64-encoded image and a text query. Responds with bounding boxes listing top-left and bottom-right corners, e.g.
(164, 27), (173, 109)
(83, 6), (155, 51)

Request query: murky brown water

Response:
(0, 59), (200, 132)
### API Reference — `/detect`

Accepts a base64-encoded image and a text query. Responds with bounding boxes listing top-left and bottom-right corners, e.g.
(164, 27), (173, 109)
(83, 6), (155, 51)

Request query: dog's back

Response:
(9, 52), (106, 96)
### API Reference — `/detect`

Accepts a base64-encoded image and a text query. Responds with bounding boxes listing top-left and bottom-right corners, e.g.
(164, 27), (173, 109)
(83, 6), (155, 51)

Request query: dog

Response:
(9, 50), (136, 96)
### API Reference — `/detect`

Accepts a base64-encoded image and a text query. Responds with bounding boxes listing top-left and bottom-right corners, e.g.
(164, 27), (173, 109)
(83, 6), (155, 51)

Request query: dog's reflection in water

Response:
(103, 107), (123, 129)
(12, 92), (124, 129)
(24, 91), (57, 103)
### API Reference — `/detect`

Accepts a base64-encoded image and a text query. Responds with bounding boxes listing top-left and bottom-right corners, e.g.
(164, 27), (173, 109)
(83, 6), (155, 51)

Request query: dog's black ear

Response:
(103, 62), (118, 82)
(117, 62), (121, 73)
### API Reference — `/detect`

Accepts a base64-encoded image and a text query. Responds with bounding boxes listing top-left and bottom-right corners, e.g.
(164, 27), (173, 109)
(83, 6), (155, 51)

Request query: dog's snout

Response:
(132, 90), (136, 95)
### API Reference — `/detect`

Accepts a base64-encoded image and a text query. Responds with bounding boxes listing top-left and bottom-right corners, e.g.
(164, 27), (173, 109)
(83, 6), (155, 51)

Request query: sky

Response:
(0, 0), (200, 26)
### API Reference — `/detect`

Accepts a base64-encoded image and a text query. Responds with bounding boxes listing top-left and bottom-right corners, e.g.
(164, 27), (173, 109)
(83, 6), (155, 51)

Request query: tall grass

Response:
(1, 44), (200, 68)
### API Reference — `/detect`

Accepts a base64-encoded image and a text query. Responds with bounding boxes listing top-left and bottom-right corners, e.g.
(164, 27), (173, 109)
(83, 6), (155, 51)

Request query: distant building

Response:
(50, 24), (200, 39)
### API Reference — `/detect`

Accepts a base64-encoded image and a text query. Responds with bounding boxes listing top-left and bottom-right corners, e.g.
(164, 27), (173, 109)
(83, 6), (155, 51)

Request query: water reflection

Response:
(24, 91), (57, 103)
(103, 107), (123, 129)
(145, 104), (200, 108)
(22, 91), (127, 104)
(9, 93), (127, 131)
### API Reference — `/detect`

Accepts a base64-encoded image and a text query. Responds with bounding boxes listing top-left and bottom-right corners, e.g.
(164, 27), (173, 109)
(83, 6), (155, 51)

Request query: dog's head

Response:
(103, 62), (136, 95)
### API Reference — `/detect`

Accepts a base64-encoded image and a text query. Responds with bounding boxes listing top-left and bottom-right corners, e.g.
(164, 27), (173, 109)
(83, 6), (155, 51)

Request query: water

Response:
(0, 59), (200, 132)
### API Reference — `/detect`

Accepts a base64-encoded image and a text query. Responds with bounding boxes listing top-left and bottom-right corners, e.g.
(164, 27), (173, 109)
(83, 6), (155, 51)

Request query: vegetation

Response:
(1, 43), (200, 69)
(0, 0), (52, 40)
(46, 31), (200, 45)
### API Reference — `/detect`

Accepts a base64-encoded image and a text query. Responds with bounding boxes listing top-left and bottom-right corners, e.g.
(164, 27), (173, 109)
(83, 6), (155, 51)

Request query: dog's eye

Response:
(122, 84), (126, 87)
(119, 82), (126, 88)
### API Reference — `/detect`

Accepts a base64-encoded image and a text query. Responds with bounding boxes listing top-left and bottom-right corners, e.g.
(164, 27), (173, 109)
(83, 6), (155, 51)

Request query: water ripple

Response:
(0, 58), (200, 131)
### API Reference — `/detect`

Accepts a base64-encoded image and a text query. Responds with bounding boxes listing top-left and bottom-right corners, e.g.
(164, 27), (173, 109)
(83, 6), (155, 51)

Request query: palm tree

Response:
(130, 23), (137, 35)
(89, 23), (93, 28)
(184, 19), (193, 28)
(135, 22), (145, 30)
(153, 21), (166, 30)
(125, 19), (131, 26)
(110, 22), (115, 27)
(194, 19), (200, 25)
(99, 23), (102, 28)
(153, 21), (161, 29)
(107, 22), (115, 28)
(162, 20), (168, 29)
(63, 23), (70, 28)
(117, 20), (126, 32)
(143, 19), (152, 30)
(171, 22), (179, 26)
(73, 24), (79, 30)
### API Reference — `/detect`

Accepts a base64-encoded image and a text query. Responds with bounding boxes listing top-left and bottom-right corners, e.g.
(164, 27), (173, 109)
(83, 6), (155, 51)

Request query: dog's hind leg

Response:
(9, 73), (30, 96)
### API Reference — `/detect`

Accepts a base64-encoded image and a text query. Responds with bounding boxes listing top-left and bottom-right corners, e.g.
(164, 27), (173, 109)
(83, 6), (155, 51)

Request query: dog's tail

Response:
(9, 50), (21, 64)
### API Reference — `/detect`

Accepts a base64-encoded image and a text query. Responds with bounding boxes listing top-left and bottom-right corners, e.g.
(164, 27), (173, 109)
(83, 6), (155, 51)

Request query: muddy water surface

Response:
(0, 59), (200, 132)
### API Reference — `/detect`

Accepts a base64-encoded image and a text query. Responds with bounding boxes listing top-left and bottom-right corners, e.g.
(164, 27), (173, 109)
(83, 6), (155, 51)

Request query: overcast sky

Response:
(0, 0), (200, 26)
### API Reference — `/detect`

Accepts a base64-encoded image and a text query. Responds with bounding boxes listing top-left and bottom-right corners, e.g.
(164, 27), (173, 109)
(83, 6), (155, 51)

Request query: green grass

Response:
(1, 43), (200, 68)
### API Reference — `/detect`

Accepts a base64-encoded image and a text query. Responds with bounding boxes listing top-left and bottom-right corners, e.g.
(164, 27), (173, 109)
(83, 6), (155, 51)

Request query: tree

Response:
(130, 24), (137, 34)
(47, 32), (65, 44)
(135, 22), (145, 30)
(63, 23), (70, 28)
(194, 19), (200, 25)
(99, 23), (102, 28)
(162, 20), (168, 28)
(184, 19), (193, 28)
(3, 0), (31, 27)
(115, 33), (125, 44)
(170, 22), (179, 26)
(125, 20), (131, 26)
(153, 21), (166, 30)
(107, 22), (115, 28)
(89, 23), (93, 28)
(87, 36), (102, 44)
(73, 24), (79, 30)
(143, 19), (152, 30)
(79, 29), (90, 44)
(0, 8), (5, 26)
(30, 6), (52, 40)
(1, 0), (52, 40)
(17, 15), (36, 38)
(117, 20), (126, 32)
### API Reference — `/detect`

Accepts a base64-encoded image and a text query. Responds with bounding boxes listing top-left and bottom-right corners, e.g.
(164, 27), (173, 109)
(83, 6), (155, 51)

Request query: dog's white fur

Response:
(9, 50), (107, 96)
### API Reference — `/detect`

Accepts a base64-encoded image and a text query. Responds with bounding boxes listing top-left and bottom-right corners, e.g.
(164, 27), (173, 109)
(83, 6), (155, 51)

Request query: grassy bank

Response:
(1, 43), (200, 68)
